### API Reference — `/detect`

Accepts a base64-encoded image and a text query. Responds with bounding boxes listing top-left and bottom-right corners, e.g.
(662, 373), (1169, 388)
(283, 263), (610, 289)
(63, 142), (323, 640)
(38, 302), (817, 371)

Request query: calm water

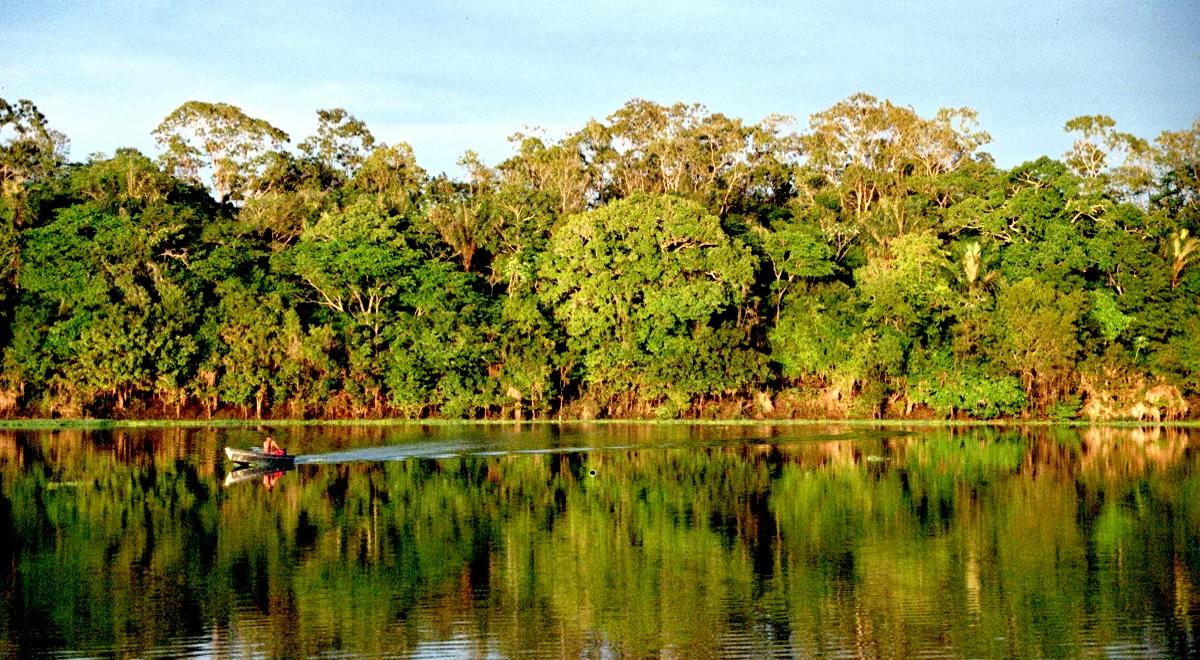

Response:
(0, 424), (1197, 658)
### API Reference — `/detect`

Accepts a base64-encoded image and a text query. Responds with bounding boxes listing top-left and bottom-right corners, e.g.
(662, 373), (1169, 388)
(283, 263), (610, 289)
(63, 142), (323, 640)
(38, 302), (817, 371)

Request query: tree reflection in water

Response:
(0, 424), (1196, 657)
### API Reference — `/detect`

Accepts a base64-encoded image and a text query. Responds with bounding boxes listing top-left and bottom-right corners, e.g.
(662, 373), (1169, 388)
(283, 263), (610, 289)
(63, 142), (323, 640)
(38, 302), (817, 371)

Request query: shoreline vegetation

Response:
(1, 96), (1198, 423)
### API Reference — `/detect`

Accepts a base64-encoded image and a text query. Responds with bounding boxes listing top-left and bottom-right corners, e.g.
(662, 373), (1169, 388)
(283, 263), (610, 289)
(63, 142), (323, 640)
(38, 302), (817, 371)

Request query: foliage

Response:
(541, 193), (761, 410)
(0, 96), (1198, 419)
(907, 351), (1026, 419)
(1090, 289), (1132, 343)
(768, 287), (857, 382)
(153, 100), (290, 203)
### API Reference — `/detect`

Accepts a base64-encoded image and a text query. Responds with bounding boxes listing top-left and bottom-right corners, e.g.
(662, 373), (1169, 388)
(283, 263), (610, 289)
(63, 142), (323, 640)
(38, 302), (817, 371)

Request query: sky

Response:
(2, 0), (1198, 176)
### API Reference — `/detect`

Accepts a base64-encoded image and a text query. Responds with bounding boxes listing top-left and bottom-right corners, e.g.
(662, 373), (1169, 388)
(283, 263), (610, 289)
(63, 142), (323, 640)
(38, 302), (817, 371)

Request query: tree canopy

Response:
(0, 94), (1197, 421)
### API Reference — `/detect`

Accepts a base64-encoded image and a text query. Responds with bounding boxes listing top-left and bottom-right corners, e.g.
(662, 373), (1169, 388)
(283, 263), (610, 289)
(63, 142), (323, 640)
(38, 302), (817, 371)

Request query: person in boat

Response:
(262, 435), (284, 456)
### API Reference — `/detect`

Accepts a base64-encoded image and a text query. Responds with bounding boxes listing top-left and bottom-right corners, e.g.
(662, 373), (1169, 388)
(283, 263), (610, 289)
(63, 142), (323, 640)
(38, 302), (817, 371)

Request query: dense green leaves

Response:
(541, 194), (761, 409)
(0, 96), (1197, 419)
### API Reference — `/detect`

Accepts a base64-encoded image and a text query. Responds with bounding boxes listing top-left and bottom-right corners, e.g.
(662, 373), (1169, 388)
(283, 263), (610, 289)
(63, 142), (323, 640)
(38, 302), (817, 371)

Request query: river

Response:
(0, 423), (1196, 657)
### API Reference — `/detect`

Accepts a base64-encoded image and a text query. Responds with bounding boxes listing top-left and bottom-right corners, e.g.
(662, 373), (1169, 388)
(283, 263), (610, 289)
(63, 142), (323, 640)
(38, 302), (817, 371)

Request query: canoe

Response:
(225, 447), (296, 468)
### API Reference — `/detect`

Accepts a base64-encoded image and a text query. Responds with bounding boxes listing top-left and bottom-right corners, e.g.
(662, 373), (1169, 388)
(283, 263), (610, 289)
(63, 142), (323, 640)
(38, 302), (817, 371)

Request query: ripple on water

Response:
(44, 628), (270, 659)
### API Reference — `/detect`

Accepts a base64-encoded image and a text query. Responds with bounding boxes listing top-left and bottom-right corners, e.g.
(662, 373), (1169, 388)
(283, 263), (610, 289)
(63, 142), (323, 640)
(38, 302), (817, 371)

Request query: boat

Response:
(225, 446), (296, 468)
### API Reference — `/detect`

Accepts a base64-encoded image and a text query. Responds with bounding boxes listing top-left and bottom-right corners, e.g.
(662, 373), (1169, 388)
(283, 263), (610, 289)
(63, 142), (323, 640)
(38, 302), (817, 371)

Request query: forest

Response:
(0, 95), (1197, 420)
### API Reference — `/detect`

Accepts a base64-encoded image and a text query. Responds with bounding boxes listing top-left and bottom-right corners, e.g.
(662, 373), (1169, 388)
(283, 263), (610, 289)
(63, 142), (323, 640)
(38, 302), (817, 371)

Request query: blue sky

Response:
(2, 0), (1198, 176)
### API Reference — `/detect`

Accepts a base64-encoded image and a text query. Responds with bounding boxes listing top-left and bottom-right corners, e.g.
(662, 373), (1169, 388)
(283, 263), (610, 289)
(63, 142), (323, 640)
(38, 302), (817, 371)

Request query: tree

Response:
(287, 197), (421, 339)
(1062, 115), (1152, 197)
(0, 98), (69, 197)
(757, 220), (836, 320)
(211, 286), (291, 418)
(855, 231), (953, 332)
(153, 101), (289, 203)
(1169, 229), (1199, 289)
(383, 261), (496, 418)
(946, 158), (1096, 290)
(1, 94), (1198, 420)
(61, 309), (152, 412)
(801, 93), (989, 243)
(0, 98), (69, 227)
(986, 278), (1086, 407)
(1064, 115), (1118, 180)
(299, 108), (376, 177)
(501, 127), (603, 216)
(599, 100), (801, 217)
(1153, 118), (1200, 214)
(0, 202), (16, 324)
(540, 193), (760, 412)
(6, 150), (210, 414)
(422, 152), (497, 272)
(348, 143), (426, 214)
(237, 149), (339, 250)
(491, 290), (562, 419)
(483, 182), (558, 288)
(768, 285), (858, 384)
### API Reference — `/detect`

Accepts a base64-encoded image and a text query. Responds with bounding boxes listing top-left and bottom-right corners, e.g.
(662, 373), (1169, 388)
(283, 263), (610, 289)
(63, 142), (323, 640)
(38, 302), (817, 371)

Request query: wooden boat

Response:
(225, 447), (296, 468)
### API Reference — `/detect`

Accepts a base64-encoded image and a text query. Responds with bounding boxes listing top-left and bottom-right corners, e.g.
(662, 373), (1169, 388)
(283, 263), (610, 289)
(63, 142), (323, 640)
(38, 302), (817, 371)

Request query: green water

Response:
(0, 424), (1196, 657)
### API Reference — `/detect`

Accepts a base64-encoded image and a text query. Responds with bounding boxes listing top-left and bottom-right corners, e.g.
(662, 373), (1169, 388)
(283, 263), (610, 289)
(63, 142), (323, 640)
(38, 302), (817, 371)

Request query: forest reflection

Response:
(0, 424), (1196, 657)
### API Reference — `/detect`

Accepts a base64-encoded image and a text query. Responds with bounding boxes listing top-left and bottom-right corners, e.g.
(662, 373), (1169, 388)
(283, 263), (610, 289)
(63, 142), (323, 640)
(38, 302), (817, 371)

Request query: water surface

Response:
(0, 424), (1196, 657)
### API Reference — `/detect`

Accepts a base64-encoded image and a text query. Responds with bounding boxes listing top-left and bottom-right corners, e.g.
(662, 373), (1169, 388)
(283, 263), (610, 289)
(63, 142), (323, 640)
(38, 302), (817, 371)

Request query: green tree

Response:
(59, 309), (151, 411)
(986, 278), (1086, 408)
(599, 100), (800, 217)
(347, 143), (426, 214)
(287, 197), (422, 338)
(422, 154), (498, 272)
(211, 286), (291, 417)
(1169, 229), (1198, 289)
(501, 127), (604, 216)
(1062, 114), (1152, 196)
(769, 286), (858, 384)
(906, 348), (1026, 419)
(383, 261), (497, 417)
(757, 220), (836, 320)
(855, 231), (953, 335)
(0, 98), (69, 210)
(7, 151), (208, 414)
(540, 193), (761, 413)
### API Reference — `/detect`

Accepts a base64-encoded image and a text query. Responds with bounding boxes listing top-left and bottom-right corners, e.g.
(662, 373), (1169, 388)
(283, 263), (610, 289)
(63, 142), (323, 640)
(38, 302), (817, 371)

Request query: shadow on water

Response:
(1, 423), (1198, 657)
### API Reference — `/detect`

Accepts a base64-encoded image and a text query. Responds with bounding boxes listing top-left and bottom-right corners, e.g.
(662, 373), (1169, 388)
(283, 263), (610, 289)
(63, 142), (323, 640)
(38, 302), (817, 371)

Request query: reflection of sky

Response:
(3, 1), (1198, 177)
